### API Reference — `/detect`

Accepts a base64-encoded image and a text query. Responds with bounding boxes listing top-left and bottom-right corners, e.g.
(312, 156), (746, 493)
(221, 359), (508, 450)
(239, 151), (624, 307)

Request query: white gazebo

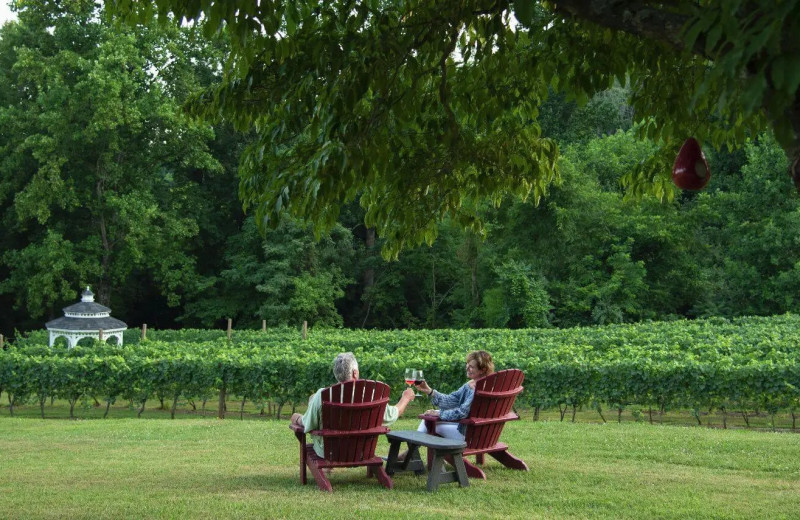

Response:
(45, 287), (127, 348)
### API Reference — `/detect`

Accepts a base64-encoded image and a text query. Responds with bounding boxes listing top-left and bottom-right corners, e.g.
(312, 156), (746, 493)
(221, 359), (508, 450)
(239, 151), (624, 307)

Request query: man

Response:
(290, 352), (415, 457)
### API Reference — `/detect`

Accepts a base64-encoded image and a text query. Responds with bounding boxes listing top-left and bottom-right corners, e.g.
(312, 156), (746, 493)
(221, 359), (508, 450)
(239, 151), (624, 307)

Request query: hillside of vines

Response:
(2, 315), (798, 427)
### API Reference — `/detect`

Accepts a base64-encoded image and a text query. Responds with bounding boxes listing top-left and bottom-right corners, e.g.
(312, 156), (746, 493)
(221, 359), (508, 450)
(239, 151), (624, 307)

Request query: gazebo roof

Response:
(45, 316), (127, 331)
(62, 301), (112, 314)
(45, 286), (127, 332)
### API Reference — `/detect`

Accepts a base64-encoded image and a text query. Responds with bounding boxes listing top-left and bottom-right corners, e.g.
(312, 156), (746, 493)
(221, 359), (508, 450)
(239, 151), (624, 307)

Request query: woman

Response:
(414, 350), (494, 440)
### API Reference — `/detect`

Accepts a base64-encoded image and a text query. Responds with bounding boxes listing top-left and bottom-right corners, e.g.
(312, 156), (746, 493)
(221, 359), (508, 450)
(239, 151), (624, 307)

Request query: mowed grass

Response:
(1, 409), (799, 520)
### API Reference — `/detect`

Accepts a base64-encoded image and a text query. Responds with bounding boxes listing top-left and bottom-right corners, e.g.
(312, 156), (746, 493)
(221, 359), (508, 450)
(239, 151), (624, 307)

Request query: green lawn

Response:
(1, 409), (798, 520)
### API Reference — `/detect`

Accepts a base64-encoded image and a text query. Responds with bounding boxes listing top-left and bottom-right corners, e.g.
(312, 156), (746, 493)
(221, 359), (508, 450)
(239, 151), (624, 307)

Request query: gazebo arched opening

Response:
(76, 337), (95, 347)
(52, 336), (70, 349)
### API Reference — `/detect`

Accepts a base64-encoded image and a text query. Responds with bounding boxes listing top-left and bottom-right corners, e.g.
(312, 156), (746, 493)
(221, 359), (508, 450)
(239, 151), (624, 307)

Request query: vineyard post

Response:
(0, 334), (3, 349)
(141, 323), (147, 341)
(262, 320), (266, 332)
(302, 320), (307, 340)
(227, 318), (232, 341)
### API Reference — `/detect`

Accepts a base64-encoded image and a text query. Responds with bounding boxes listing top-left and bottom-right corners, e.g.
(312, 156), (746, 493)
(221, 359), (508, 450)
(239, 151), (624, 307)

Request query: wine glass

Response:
(404, 368), (416, 389)
(412, 369), (424, 397)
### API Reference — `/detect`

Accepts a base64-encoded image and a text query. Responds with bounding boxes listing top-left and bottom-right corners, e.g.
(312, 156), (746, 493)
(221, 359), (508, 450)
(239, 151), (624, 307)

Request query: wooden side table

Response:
(385, 430), (469, 491)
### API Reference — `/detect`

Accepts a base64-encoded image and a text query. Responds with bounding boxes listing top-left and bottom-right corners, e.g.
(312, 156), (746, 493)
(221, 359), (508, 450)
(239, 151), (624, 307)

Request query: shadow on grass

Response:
(227, 468), (457, 495)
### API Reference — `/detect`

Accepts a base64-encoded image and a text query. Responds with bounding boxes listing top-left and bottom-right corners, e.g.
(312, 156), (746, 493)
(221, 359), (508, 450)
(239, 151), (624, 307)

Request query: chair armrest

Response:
(459, 412), (519, 426)
(289, 422), (304, 434)
(309, 426), (389, 438)
(418, 413), (460, 423)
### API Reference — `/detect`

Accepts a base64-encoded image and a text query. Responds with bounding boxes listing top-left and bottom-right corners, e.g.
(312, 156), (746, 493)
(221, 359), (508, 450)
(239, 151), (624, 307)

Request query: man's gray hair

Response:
(333, 352), (358, 382)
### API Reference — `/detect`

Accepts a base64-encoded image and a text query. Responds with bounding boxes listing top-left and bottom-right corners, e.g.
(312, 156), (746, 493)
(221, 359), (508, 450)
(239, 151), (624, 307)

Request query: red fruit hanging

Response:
(672, 138), (710, 190)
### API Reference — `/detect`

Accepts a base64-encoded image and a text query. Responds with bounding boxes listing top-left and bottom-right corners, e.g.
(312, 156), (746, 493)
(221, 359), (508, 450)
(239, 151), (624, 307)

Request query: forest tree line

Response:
(1, 2), (799, 338)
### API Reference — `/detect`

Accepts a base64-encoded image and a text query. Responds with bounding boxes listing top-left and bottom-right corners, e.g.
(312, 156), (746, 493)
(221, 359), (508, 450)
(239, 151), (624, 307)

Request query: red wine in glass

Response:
(412, 369), (424, 396)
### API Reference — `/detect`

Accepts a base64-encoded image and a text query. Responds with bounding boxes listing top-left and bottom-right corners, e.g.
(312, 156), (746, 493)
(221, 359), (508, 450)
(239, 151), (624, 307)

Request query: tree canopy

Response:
(107, 0), (800, 256)
(4, 0), (800, 337)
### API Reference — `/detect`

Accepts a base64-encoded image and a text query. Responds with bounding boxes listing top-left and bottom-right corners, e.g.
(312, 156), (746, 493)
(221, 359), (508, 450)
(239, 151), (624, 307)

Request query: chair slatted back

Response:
(319, 379), (390, 462)
(464, 369), (524, 450)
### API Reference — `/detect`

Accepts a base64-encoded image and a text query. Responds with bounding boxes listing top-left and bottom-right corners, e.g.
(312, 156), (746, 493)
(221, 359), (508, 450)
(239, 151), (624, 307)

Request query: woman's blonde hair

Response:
(467, 350), (494, 376)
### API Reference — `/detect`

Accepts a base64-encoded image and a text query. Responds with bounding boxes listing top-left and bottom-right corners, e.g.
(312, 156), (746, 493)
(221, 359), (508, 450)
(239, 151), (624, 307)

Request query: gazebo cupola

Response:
(45, 286), (127, 348)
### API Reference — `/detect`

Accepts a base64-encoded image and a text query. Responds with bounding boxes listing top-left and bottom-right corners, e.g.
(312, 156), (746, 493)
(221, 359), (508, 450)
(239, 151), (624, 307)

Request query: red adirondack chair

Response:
(289, 379), (393, 492)
(421, 368), (528, 480)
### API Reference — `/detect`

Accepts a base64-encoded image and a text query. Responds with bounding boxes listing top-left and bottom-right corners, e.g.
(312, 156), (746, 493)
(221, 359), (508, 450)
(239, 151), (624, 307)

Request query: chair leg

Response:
(476, 453), (485, 465)
(308, 462), (333, 492)
(373, 465), (394, 490)
(462, 457), (487, 480)
(488, 449), (529, 471)
(299, 444), (311, 485)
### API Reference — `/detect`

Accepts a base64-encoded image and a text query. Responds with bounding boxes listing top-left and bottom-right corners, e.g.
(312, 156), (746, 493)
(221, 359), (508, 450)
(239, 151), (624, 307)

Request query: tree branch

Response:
(552, 0), (706, 57)
(439, 26), (460, 134)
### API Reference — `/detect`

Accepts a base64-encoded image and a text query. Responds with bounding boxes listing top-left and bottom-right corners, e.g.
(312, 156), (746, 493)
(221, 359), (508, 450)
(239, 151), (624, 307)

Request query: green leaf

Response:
(514, 0), (535, 28)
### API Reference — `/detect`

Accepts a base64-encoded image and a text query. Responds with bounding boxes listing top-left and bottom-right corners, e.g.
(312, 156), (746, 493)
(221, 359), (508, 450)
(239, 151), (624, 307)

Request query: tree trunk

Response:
(138, 397), (147, 418)
(559, 404), (567, 421)
(363, 227), (376, 288)
(171, 392), (180, 419)
(40, 396), (46, 419)
(104, 400), (112, 419)
(571, 404), (577, 422)
(361, 228), (376, 326)
(430, 256), (436, 328)
(95, 176), (113, 307)
(790, 139), (800, 191)
(240, 397), (247, 420)
(466, 233), (479, 306)
(218, 383), (226, 419)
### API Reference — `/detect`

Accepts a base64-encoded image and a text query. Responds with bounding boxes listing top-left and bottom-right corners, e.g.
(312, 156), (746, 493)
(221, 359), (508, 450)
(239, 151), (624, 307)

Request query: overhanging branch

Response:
(551, 0), (706, 57)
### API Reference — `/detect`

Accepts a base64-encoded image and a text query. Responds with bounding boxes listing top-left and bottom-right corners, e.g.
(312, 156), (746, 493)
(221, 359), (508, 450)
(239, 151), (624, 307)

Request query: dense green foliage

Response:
(0, 1), (241, 330)
(106, 0), (800, 254)
(3, 2), (800, 336)
(4, 315), (799, 422)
